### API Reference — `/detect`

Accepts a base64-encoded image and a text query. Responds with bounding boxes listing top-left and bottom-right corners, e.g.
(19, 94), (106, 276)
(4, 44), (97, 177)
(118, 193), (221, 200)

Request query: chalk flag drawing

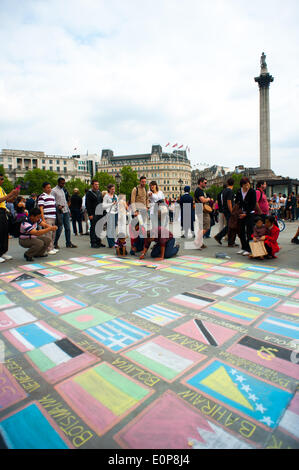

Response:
(56, 362), (152, 436)
(39, 296), (87, 315)
(0, 307), (36, 330)
(46, 274), (78, 283)
(85, 318), (151, 352)
(114, 391), (252, 449)
(196, 282), (236, 297)
(0, 294), (15, 310)
(263, 275), (299, 287)
(213, 277), (250, 287)
(168, 292), (215, 310)
(279, 393), (299, 440)
(231, 291), (280, 309)
(248, 282), (294, 297)
(274, 300), (299, 317)
(204, 301), (263, 324)
(123, 336), (206, 382)
(184, 360), (293, 428)
(228, 336), (299, 380)
(275, 269), (299, 278)
(132, 304), (184, 326)
(11, 279), (61, 300)
(0, 367), (28, 411)
(161, 266), (197, 276)
(256, 316), (299, 340)
(60, 307), (113, 330)
(174, 319), (237, 347)
(0, 402), (71, 449)
(3, 321), (66, 353)
(26, 338), (97, 384)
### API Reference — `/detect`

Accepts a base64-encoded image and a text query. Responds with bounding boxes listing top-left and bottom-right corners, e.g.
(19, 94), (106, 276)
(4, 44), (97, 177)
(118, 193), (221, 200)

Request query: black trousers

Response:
(0, 209), (9, 257)
(90, 215), (103, 246)
(239, 214), (255, 252)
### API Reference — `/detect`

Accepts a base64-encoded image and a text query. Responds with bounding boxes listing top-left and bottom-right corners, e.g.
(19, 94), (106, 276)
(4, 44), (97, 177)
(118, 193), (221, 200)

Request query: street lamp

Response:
(115, 172), (121, 194)
(178, 178), (183, 195)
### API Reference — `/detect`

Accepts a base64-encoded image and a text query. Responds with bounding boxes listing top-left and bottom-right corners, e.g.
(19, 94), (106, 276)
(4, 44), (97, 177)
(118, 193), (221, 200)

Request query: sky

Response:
(0, 0), (299, 178)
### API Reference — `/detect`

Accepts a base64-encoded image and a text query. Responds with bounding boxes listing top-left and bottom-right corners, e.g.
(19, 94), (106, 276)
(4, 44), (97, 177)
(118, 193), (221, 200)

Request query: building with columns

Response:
(98, 144), (192, 199)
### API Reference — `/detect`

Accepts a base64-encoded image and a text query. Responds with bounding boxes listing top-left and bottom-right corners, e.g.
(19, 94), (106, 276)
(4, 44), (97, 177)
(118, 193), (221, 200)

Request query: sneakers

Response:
(242, 251), (250, 256)
(237, 250), (245, 255)
(2, 254), (12, 260)
(48, 250), (57, 255)
(0, 257), (5, 263)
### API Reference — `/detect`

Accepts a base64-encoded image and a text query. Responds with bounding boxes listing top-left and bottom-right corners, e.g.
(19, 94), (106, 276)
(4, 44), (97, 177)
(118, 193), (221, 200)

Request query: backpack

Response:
(9, 215), (27, 238)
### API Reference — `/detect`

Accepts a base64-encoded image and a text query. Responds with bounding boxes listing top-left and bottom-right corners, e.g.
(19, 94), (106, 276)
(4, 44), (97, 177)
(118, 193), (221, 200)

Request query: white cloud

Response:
(0, 0), (298, 177)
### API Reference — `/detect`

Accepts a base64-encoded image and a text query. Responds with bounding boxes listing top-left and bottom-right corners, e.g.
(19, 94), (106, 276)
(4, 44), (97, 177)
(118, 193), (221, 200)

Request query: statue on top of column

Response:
(261, 52), (267, 68)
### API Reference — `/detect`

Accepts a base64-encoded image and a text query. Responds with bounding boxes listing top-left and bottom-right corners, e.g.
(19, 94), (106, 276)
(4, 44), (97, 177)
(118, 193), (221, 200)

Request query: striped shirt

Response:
(20, 218), (41, 239)
(38, 192), (56, 219)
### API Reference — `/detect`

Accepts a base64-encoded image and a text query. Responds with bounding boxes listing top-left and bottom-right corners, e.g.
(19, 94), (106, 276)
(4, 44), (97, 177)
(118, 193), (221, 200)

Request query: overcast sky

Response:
(1, 0), (298, 178)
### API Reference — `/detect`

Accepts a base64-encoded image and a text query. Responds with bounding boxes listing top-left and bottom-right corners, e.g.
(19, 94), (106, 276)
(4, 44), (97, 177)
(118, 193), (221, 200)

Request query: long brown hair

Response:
(149, 181), (159, 192)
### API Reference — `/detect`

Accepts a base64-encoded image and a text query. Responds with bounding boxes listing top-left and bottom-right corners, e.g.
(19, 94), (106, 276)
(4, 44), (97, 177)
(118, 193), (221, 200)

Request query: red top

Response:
(264, 224), (280, 256)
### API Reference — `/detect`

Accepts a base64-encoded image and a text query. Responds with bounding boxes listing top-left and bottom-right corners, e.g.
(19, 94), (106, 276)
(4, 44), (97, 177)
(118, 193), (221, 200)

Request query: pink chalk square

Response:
(0, 273), (24, 283)
(0, 366), (28, 411)
(292, 290), (299, 300)
(69, 257), (94, 263)
(173, 318), (237, 347)
(39, 296), (87, 315)
(0, 269), (20, 276)
(114, 391), (252, 449)
(76, 268), (105, 276)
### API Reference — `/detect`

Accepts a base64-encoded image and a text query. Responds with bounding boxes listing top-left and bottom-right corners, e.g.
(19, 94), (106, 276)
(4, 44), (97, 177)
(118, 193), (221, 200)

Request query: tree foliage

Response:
(0, 165), (14, 193)
(119, 166), (139, 199)
(65, 178), (89, 197)
(93, 172), (116, 191)
(21, 168), (58, 195)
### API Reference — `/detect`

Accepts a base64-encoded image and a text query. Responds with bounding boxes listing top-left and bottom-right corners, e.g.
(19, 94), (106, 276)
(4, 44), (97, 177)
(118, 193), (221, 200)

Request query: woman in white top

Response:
(148, 181), (165, 229)
(102, 184), (118, 248)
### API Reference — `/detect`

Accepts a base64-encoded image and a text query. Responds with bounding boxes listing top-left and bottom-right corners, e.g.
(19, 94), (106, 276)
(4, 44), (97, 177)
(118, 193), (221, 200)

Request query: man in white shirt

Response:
(51, 177), (77, 249)
(38, 182), (59, 255)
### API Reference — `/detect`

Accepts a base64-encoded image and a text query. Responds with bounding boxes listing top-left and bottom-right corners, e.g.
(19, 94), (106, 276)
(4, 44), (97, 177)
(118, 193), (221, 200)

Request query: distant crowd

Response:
(0, 172), (298, 265)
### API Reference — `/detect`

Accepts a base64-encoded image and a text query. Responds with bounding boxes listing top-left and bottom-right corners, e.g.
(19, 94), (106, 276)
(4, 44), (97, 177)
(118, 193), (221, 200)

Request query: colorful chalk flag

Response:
(0, 403), (70, 449)
(0, 294), (15, 310)
(245, 265), (276, 273)
(85, 318), (151, 352)
(123, 336), (206, 382)
(228, 336), (299, 380)
(264, 275), (299, 287)
(279, 393), (299, 440)
(257, 316), (299, 340)
(132, 304), (183, 326)
(276, 269), (299, 278)
(161, 266), (197, 276)
(275, 300), (299, 317)
(115, 391), (252, 449)
(196, 283), (236, 297)
(213, 277), (250, 287)
(204, 301), (263, 324)
(0, 307), (36, 330)
(168, 292), (215, 310)
(174, 318), (237, 347)
(56, 363), (152, 436)
(39, 296), (87, 315)
(3, 321), (65, 353)
(231, 290), (280, 309)
(26, 338), (97, 384)
(0, 367), (27, 411)
(184, 360), (293, 428)
(248, 282), (294, 297)
(60, 307), (113, 330)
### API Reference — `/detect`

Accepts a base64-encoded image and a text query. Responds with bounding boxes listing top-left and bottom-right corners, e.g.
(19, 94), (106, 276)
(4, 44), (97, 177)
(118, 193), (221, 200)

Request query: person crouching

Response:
(19, 207), (58, 261)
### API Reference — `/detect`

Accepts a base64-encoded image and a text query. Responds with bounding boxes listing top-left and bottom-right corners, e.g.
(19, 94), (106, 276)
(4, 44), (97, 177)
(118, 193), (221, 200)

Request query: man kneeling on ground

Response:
(139, 223), (179, 261)
(19, 207), (58, 261)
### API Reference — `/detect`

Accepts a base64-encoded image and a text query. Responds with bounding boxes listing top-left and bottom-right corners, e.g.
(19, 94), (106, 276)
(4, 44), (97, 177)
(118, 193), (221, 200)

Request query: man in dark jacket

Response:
(179, 186), (195, 238)
(85, 179), (105, 248)
(235, 177), (257, 256)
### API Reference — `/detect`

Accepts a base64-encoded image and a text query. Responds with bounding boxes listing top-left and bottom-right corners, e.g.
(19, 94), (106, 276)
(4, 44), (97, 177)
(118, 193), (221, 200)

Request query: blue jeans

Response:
(54, 212), (71, 246)
(150, 238), (179, 259)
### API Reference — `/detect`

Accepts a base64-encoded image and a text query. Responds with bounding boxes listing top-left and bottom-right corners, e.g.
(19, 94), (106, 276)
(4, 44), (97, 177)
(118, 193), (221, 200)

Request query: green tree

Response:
(0, 165), (13, 193)
(119, 166), (139, 199)
(65, 178), (89, 197)
(23, 168), (58, 195)
(206, 184), (222, 201)
(230, 173), (243, 194)
(93, 172), (116, 191)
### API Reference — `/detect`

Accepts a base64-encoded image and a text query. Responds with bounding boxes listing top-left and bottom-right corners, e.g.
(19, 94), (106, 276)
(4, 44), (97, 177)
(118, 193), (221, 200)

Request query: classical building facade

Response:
(98, 144), (192, 199)
(0, 149), (91, 184)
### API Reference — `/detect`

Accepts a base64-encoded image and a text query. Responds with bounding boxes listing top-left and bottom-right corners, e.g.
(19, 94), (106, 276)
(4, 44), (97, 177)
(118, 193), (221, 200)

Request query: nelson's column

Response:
(254, 52), (275, 177)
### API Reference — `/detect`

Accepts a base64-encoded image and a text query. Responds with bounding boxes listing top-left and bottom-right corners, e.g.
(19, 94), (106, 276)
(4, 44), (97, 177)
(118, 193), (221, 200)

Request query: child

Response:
(129, 213), (146, 255)
(252, 217), (268, 241)
(264, 215), (280, 259)
(115, 233), (127, 257)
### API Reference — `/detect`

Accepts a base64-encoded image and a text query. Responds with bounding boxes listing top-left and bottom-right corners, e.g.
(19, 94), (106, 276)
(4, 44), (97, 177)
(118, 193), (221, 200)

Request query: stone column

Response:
(255, 53), (274, 171)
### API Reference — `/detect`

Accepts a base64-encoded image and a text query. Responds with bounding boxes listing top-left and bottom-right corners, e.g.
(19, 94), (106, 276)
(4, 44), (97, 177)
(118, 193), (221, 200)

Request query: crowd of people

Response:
(0, 172), (298, 264)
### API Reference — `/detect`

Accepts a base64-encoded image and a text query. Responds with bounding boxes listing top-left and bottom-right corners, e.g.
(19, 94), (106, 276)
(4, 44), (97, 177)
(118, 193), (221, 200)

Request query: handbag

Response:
(203, 204), (212, 213)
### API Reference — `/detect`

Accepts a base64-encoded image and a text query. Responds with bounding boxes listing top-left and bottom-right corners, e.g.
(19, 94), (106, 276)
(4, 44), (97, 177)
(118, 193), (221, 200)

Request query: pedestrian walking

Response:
(70, 188), (83, 236)
(235, 177), (256, 256)
(85, 179), (105, 248)
(51, 177), (77, 249)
